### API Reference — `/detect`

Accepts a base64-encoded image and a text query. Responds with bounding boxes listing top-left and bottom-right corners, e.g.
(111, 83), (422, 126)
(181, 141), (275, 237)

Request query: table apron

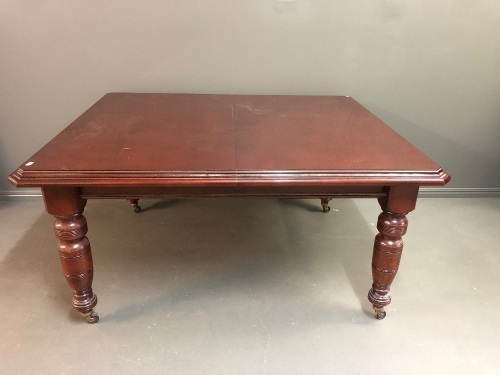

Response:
(80, 185), (386, 199)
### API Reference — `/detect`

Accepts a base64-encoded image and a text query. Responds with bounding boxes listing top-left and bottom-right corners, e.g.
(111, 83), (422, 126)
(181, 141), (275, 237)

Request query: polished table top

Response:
(9, 93), (449, 188)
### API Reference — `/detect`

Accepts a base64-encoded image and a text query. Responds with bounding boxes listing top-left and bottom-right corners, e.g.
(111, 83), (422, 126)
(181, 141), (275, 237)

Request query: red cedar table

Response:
(9, 93), (450, 323)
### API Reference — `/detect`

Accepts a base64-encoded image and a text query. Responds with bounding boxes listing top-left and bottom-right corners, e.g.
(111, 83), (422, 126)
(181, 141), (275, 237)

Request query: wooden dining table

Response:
(8, 93), (450, 323)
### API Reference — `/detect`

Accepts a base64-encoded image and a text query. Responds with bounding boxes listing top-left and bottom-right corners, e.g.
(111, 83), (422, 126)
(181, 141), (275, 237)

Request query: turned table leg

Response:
(54, 213), (98, 323)
(42, 187), (99, 323)
(368, 211), (407, 319)
(367, 185), (419, 319)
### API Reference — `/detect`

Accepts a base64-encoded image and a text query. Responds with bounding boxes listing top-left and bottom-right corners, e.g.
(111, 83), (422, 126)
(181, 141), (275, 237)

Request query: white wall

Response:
(2, 0), (500, 194)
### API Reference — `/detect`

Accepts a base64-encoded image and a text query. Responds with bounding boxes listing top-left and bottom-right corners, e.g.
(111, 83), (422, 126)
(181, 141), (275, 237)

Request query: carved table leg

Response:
(368, 211), (407, 319)
(320, 198), (331, 213)
(43, 187), (98, 323)
(129, 199), (142, 213)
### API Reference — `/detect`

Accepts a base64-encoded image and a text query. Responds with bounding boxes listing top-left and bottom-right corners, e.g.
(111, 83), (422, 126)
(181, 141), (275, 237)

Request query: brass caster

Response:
(374, 307), (386, 320)
(81, 310), (99, 324)
(129, 199), (142, 213)
(320, 198), (331, 213)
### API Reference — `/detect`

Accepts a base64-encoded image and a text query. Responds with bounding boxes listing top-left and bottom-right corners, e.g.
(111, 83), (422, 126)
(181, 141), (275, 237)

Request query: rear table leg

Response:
(129, 199), (142, 213)
(320, 198), (331, 213)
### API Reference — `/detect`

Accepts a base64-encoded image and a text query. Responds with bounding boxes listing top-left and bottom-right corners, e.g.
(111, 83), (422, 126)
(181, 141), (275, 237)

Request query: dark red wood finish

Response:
(9, 93), (450, 322)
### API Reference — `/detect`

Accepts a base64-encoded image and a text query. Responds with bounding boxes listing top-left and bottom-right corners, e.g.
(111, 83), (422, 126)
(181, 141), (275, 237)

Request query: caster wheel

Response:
(374, 308), (386, 320)
(133, 205), (142, 213)
(81, 310), (99, 324)
(322, 205), (331, 213)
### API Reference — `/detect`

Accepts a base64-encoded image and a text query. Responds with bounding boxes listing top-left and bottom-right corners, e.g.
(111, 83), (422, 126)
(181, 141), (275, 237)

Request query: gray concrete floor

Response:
(0, 196), (499, 374)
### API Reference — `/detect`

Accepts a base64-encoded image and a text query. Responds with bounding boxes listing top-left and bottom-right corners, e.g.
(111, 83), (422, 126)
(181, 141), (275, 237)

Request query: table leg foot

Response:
(129, 199), (142, 213)
(367, 210), (408, 320)
(320, 198), (331, 213)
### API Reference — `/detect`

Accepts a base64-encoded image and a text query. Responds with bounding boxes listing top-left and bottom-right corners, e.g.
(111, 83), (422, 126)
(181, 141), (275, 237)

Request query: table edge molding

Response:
(9, 168), (450, 187)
